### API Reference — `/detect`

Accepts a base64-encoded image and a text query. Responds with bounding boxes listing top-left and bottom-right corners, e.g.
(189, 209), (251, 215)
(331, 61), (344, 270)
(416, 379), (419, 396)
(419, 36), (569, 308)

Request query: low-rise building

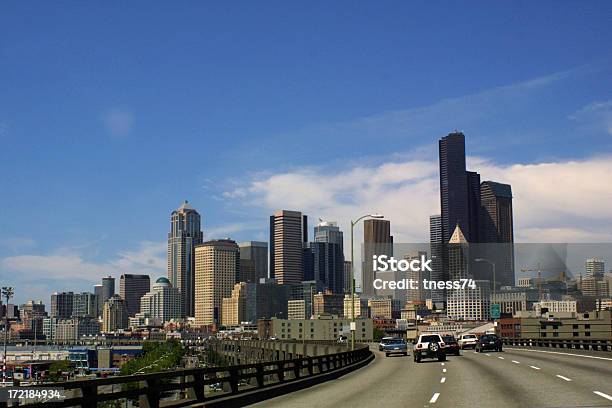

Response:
(264, 316), (373, 341)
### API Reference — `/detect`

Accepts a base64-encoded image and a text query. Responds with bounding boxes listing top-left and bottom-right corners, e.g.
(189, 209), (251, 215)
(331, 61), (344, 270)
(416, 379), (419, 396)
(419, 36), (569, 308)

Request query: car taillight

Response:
(417, 344), (422, 349)
(440, 343), (445, 347)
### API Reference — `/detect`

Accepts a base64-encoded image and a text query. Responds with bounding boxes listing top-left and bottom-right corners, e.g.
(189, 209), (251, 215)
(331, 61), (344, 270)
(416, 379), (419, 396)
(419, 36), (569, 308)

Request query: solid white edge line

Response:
(505, 348), (612, 362)
(594, 391), (612, 401)
(529, 365), (540, 370)
(440, 377), (446, 383)
(430, 393), (440, 403)
(556, 375), (572, 382)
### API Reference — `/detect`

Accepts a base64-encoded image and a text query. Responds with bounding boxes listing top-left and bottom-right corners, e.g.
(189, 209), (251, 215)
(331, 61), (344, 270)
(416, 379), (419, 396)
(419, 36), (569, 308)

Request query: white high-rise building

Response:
(137, 277), (182, 323)
(586, 258), (605, 278)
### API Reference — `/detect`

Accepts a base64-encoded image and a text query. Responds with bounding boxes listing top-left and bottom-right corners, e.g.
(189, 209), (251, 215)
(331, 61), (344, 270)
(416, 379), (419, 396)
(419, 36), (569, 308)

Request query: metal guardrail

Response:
(9, 343), (373, 408)
(502, 337), (612, 351)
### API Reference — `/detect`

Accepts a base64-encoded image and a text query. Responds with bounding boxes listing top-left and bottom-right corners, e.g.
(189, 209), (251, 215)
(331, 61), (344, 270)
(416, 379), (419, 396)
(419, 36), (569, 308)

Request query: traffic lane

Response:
(446, 350), (611, 407)
(249, 348), (442, 408)
(500, 348), (612, 393)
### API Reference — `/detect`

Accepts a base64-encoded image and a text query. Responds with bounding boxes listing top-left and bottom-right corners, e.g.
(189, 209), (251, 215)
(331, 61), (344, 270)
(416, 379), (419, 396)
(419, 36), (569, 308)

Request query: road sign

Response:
(491, 303), (501, 319)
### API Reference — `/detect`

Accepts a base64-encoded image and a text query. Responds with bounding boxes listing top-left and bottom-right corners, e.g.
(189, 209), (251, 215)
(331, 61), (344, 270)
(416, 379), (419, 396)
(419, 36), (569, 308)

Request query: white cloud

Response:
(0, 241), (166, 301)
(102, 109), (134, 137)
(224, 155), (612, 248)
(569, 100), (612, 135)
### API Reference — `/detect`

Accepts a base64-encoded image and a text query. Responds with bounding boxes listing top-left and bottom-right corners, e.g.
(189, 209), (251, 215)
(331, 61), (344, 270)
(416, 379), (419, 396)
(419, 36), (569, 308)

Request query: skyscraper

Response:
(429, 215), (444, 306)
(194, 239), (239, 326)
(167, 200), (203, 317)
(101, 276), (115, 306)
(586, 258), (605, 278)
(270, 210), (307, 284)
(50, 292), (74, 319)
(238, 241), (268, 283)
(362, 219), (393, 296)
(478, 181), (515, 287)
(137, 277), (181, 323)
(309, 221), (345, 293)
(102, 295), (129, 332)
(119, 274), (151, 317)
(439, 132), (471, 244)
(72, 292), (98, 318)
(93, 284), (103, 317)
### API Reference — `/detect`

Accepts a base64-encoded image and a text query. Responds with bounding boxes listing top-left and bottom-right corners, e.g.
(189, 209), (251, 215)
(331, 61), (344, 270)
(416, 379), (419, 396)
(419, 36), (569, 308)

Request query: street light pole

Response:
(350, 214), (384, 351)
(2, 286), (14, 385)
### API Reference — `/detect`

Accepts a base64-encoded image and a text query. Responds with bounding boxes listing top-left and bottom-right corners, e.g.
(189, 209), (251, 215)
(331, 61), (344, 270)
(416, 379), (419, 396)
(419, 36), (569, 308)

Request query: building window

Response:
(585, 324), (590, 329)
(585, 332), (591, 337)
(553, 332), (559, 337)
(573, 332), (579, 337)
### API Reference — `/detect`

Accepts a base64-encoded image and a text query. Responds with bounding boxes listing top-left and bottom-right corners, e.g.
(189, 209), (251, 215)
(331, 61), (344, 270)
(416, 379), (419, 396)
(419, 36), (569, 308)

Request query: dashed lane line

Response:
(556, 375), (572, 382)
(505, 348), (612, 362)
(529, 366), (541, 370)
(498, 356), (504, 360)
(594, 391), (612, 402)
(429, 393), (440, 403)
(442, 368), (447, 373)
(511, 360), (520, 364)
(440, 377), (446, 384)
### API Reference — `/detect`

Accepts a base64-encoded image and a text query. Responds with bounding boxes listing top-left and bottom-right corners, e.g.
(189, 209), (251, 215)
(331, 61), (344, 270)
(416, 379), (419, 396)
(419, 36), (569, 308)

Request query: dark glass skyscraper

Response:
(362, 219), (393, 296)
(429, 214), (444, 306)
(439, 132), (471, 244)
(168, 201), (203, 317)
(310, 221), (345, 293)
(269, 210), (308, 284)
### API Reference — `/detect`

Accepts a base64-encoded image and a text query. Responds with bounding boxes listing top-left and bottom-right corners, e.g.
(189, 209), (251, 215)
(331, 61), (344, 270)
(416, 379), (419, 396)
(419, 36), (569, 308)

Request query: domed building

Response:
(136, 277), (182, 325)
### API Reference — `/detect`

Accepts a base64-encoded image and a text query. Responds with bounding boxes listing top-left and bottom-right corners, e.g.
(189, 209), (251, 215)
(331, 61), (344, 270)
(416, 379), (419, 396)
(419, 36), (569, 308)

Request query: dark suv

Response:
(442, 335), (461, 356)
(475, 334), (503, 352)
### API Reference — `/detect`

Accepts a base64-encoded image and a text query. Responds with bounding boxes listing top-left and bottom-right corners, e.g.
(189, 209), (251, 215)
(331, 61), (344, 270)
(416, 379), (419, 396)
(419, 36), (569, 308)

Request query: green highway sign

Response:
(491, 303), (501, 319)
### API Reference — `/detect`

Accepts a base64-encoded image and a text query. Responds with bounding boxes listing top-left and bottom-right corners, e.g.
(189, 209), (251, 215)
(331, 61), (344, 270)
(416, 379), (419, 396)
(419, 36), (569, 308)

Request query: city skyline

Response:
(2, 3), (612, 304)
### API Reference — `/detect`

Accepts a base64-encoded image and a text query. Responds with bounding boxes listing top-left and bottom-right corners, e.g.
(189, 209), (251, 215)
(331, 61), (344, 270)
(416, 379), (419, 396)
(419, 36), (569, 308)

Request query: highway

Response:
(250, 345), (612, 408)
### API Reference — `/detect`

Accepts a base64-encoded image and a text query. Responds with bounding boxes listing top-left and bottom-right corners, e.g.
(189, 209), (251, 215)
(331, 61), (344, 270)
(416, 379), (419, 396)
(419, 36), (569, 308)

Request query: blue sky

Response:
(1, 2), (612, 304)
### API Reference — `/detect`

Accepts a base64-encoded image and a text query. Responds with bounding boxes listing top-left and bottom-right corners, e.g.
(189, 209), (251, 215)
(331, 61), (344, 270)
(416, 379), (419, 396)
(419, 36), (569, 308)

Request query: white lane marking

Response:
(498, 356), (504, 360)
(440, 377), (446, 383)
(473, 351), (477, 354)
(529, 365), (541, 370)
(485, 353), (491, 356)
(594, 391), (612, 402)
(442, 368), (447, 373)
(512, 360), (520, 364)
(441, 362), (445, 366)
(430, 393), (440, 403)
(556, 375), (572, 382)
(505, 348), (612, 362)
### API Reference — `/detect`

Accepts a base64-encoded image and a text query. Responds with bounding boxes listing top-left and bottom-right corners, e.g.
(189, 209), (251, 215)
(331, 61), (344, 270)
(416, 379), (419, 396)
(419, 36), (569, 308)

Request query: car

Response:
(442, 335), (461, 356)
(378, 336), (396, 351)
(413, 333), (446, 362)
(458, 333), (478, 349)
(475, 334), (503, 352)
(383, 338), (408, 357)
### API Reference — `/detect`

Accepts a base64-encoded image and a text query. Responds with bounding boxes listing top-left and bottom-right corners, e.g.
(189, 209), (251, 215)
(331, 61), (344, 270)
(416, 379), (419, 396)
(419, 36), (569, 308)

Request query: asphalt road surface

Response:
(250, 345), (612, 408)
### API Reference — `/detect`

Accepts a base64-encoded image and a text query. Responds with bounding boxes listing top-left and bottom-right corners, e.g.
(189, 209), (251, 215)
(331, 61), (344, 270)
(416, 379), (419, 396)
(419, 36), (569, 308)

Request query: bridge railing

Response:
(9, 343), (373, 408)
(502, 337), (612, 351)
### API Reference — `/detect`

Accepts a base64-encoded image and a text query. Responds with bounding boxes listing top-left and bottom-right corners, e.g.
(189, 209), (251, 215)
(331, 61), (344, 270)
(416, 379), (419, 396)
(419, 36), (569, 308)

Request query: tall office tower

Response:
(343, 261), (352, 294)
(168, 200), (204, 318)
(221, 283), (249, 327)
(478, 181), (515, 287)
(119, 274), (151, 317)
(93, 284), (103, 317)
(138, 277), (181, 323)
(50, 292), (74, 318)
(72, 292), (98, 317)
(269, 210), (307, 284)
(446, 225), (491, 320)
(194, 239), (239, 326)
(102, 295), (129, 332)
(20, 300), (46, 335)
(101, 276), (115, 306)
(429, 215), (444, 306)
(586, 258), (605, 278)
(362, 219), (393, 296)
(310, 221), (345, 293)
(405, 250), (431, 303)
(439, 132), (471, 243)
(466, 171), (481, 241)
(238, 241), (268, 283)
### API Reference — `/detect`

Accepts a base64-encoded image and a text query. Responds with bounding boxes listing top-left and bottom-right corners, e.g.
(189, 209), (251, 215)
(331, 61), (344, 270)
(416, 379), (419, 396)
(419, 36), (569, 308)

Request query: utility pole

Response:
(2, 287), (14, 385)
